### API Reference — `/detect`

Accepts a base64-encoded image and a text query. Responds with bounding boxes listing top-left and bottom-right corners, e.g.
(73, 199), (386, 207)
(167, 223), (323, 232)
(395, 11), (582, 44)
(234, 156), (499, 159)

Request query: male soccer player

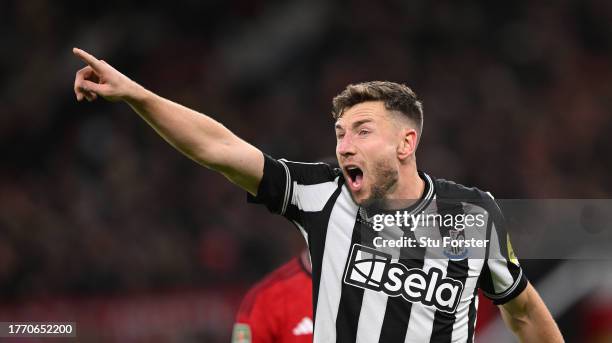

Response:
(72, 47), (564, 343)
(233, 250), (313, 343)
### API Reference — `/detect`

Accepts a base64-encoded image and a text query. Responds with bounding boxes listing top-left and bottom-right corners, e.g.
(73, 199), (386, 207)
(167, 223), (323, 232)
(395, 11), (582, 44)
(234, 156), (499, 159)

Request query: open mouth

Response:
(345, 166), (364, 191)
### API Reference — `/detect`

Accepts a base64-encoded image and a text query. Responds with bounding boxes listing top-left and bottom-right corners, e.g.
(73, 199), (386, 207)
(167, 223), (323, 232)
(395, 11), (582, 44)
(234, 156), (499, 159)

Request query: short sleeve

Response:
(233, 290), (277, 343)
(479, 194), (528, 305)
(247, 154), (340, 227)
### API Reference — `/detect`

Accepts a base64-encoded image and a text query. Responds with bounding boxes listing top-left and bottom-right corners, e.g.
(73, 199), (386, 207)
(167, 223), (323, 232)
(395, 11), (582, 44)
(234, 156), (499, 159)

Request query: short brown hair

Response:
(332, 81), (424, 134)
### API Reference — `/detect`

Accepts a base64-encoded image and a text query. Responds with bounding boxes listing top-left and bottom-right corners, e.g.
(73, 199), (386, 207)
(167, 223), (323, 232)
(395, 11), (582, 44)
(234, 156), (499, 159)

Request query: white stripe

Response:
(472, 295), (479, 341)
(405, 214), (445, 342)
(450, 257), (483, 342)
(446, 202), (486, 342)
(278, 159), (291, 215)
(356, 185), (433, 343)
(291, 178), (339, 212)
(461, 202), (490, 259)
(412, 173), (435, 214)
(355, 290), (388, 343)
(483, 269), (523, 300)
(280, 159), (328, 165)
(313, 186), (359, 343)
(486, 224), (516, 295)
(404, 303), (435, 343)
(404, 201), (486, 343)
(449, 301), (471, 342)
(354, 180), (432, 343)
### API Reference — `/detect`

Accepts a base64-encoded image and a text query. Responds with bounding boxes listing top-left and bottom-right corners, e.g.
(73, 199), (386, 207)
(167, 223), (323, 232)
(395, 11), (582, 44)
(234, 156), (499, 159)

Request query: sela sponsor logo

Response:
(343, 244), (464, 313)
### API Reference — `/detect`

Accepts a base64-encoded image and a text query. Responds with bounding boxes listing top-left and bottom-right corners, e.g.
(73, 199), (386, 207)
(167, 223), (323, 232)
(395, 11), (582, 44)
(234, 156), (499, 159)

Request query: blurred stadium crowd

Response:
(2, 0), (612, 341)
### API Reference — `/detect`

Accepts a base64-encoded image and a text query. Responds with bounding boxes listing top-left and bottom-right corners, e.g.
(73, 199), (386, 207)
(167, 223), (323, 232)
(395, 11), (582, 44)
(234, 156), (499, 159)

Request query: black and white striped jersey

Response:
(248, 154), (528, 343)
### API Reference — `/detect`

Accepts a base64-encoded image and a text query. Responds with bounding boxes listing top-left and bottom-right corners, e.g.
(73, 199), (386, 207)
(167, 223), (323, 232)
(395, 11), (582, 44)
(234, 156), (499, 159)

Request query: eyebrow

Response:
(351, 118), (373, 129)
(335, 118), (374, 131)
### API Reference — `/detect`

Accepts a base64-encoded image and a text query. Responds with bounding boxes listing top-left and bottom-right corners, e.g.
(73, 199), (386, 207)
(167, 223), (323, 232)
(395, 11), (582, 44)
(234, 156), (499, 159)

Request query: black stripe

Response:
(282, 160), (341, 185)
(377, 227), (426, 343)
(378, 298), (414, 343)
(306, 183), (343, 324)
(335, 211), (368, 342)
(430, 199), (470, 343)
(483, 216), (493, 265)
(506, 260), (522, 281)
(247, 154), (292, 215)
(478, 217), (496, 302)
(376, 178), (432, 343)
(492, 272), (528, 305)
(466, 284), (479, 343)
(429, 260), (469, 343)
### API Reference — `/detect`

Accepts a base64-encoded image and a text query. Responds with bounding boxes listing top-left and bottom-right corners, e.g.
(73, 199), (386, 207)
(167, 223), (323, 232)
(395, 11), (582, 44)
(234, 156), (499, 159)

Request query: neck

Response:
(386, 161), (425, 202)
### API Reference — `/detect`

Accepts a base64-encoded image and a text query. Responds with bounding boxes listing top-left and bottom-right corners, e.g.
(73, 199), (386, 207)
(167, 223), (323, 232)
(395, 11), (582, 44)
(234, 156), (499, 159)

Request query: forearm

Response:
(73, 48), (264, 194)
(502, 306), (562, 342)
(125, 85), (241, 170)
(501, 284), (564, 343)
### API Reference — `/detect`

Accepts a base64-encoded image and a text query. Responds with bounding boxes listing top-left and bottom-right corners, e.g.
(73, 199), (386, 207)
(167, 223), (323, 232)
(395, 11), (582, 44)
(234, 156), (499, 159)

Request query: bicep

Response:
(498, 282), (535, 336)
(208, 136), (264, 196)
(500, 282), (533, 319)
(499, 282), (564, 342)
(499, 282), (555, 333)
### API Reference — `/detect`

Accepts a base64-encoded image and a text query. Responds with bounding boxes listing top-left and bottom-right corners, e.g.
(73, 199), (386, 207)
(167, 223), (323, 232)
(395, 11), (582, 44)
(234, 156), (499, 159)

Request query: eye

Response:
(359, 129), (370, 136)
(336, 132), (345, 140)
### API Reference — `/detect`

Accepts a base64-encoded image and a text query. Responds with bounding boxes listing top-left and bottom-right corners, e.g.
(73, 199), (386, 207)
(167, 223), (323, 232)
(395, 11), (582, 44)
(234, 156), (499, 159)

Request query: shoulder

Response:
(432, 176), (493, 200)
(278, 158), (343, 185)
(430, 175), (502, 217)
(432, 177), (493, 200)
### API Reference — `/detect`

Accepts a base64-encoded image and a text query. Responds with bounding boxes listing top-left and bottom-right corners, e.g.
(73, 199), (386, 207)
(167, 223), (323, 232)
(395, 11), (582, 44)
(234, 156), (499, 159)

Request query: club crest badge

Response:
(443, 229), (469, 260)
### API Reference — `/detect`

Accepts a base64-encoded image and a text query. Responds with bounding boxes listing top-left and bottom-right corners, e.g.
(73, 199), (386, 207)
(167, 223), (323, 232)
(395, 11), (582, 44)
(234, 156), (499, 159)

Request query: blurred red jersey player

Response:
(232, 250), (313, 343)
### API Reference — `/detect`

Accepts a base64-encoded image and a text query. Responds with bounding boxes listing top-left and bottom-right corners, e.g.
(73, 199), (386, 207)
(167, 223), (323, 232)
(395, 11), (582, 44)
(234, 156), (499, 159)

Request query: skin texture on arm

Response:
(72, 48), (263, 195)
(499, 282), (564, 343)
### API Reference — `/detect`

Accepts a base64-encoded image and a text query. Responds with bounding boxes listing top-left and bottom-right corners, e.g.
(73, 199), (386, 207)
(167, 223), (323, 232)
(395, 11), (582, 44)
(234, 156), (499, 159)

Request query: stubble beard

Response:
(361, 158), (398, 209)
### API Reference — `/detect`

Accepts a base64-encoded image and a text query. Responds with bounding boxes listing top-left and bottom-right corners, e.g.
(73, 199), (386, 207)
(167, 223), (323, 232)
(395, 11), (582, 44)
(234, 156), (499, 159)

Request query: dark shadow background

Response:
(2, 0), (612, 342)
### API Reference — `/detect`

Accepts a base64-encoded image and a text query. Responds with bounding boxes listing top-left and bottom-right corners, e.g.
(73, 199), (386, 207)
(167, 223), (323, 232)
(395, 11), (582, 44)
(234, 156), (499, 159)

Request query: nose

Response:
(337, 134), (356, 158)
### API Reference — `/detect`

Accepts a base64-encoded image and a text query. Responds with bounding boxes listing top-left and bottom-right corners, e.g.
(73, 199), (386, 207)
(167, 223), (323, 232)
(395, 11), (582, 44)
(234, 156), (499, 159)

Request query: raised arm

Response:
(72, 48), (263, 195)
(499, 282), (564, 343)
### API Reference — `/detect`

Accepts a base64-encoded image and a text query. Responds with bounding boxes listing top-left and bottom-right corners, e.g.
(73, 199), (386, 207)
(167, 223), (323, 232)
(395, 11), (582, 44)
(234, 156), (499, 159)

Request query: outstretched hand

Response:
(72, 47), (139, 102)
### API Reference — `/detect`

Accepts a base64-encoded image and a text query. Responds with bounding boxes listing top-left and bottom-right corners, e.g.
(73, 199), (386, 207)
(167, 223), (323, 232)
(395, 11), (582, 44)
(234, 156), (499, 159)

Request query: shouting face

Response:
(335, 101), (415, 205)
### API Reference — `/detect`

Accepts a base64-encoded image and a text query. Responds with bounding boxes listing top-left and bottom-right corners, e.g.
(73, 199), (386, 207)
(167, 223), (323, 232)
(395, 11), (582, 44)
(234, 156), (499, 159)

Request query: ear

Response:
(397, 128), (418, 161)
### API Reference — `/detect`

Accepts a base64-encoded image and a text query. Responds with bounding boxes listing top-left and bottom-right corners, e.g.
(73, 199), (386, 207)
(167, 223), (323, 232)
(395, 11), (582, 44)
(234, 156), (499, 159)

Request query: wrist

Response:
(124, 81), (151, 105)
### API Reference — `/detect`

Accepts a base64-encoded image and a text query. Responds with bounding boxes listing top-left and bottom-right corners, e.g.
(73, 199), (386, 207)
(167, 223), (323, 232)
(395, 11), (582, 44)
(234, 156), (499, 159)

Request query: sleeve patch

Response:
(507, 234), (519, 266)
(232, 323), (252, 343)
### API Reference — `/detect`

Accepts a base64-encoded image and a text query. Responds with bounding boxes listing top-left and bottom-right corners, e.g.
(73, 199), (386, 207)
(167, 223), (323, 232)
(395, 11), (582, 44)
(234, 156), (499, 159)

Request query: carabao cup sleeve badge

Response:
(232, 323), (252, 343)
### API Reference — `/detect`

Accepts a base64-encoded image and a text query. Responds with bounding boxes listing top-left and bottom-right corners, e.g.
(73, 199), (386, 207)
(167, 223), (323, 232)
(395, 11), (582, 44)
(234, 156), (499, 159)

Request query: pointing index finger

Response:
(73, 47), (104, 72)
